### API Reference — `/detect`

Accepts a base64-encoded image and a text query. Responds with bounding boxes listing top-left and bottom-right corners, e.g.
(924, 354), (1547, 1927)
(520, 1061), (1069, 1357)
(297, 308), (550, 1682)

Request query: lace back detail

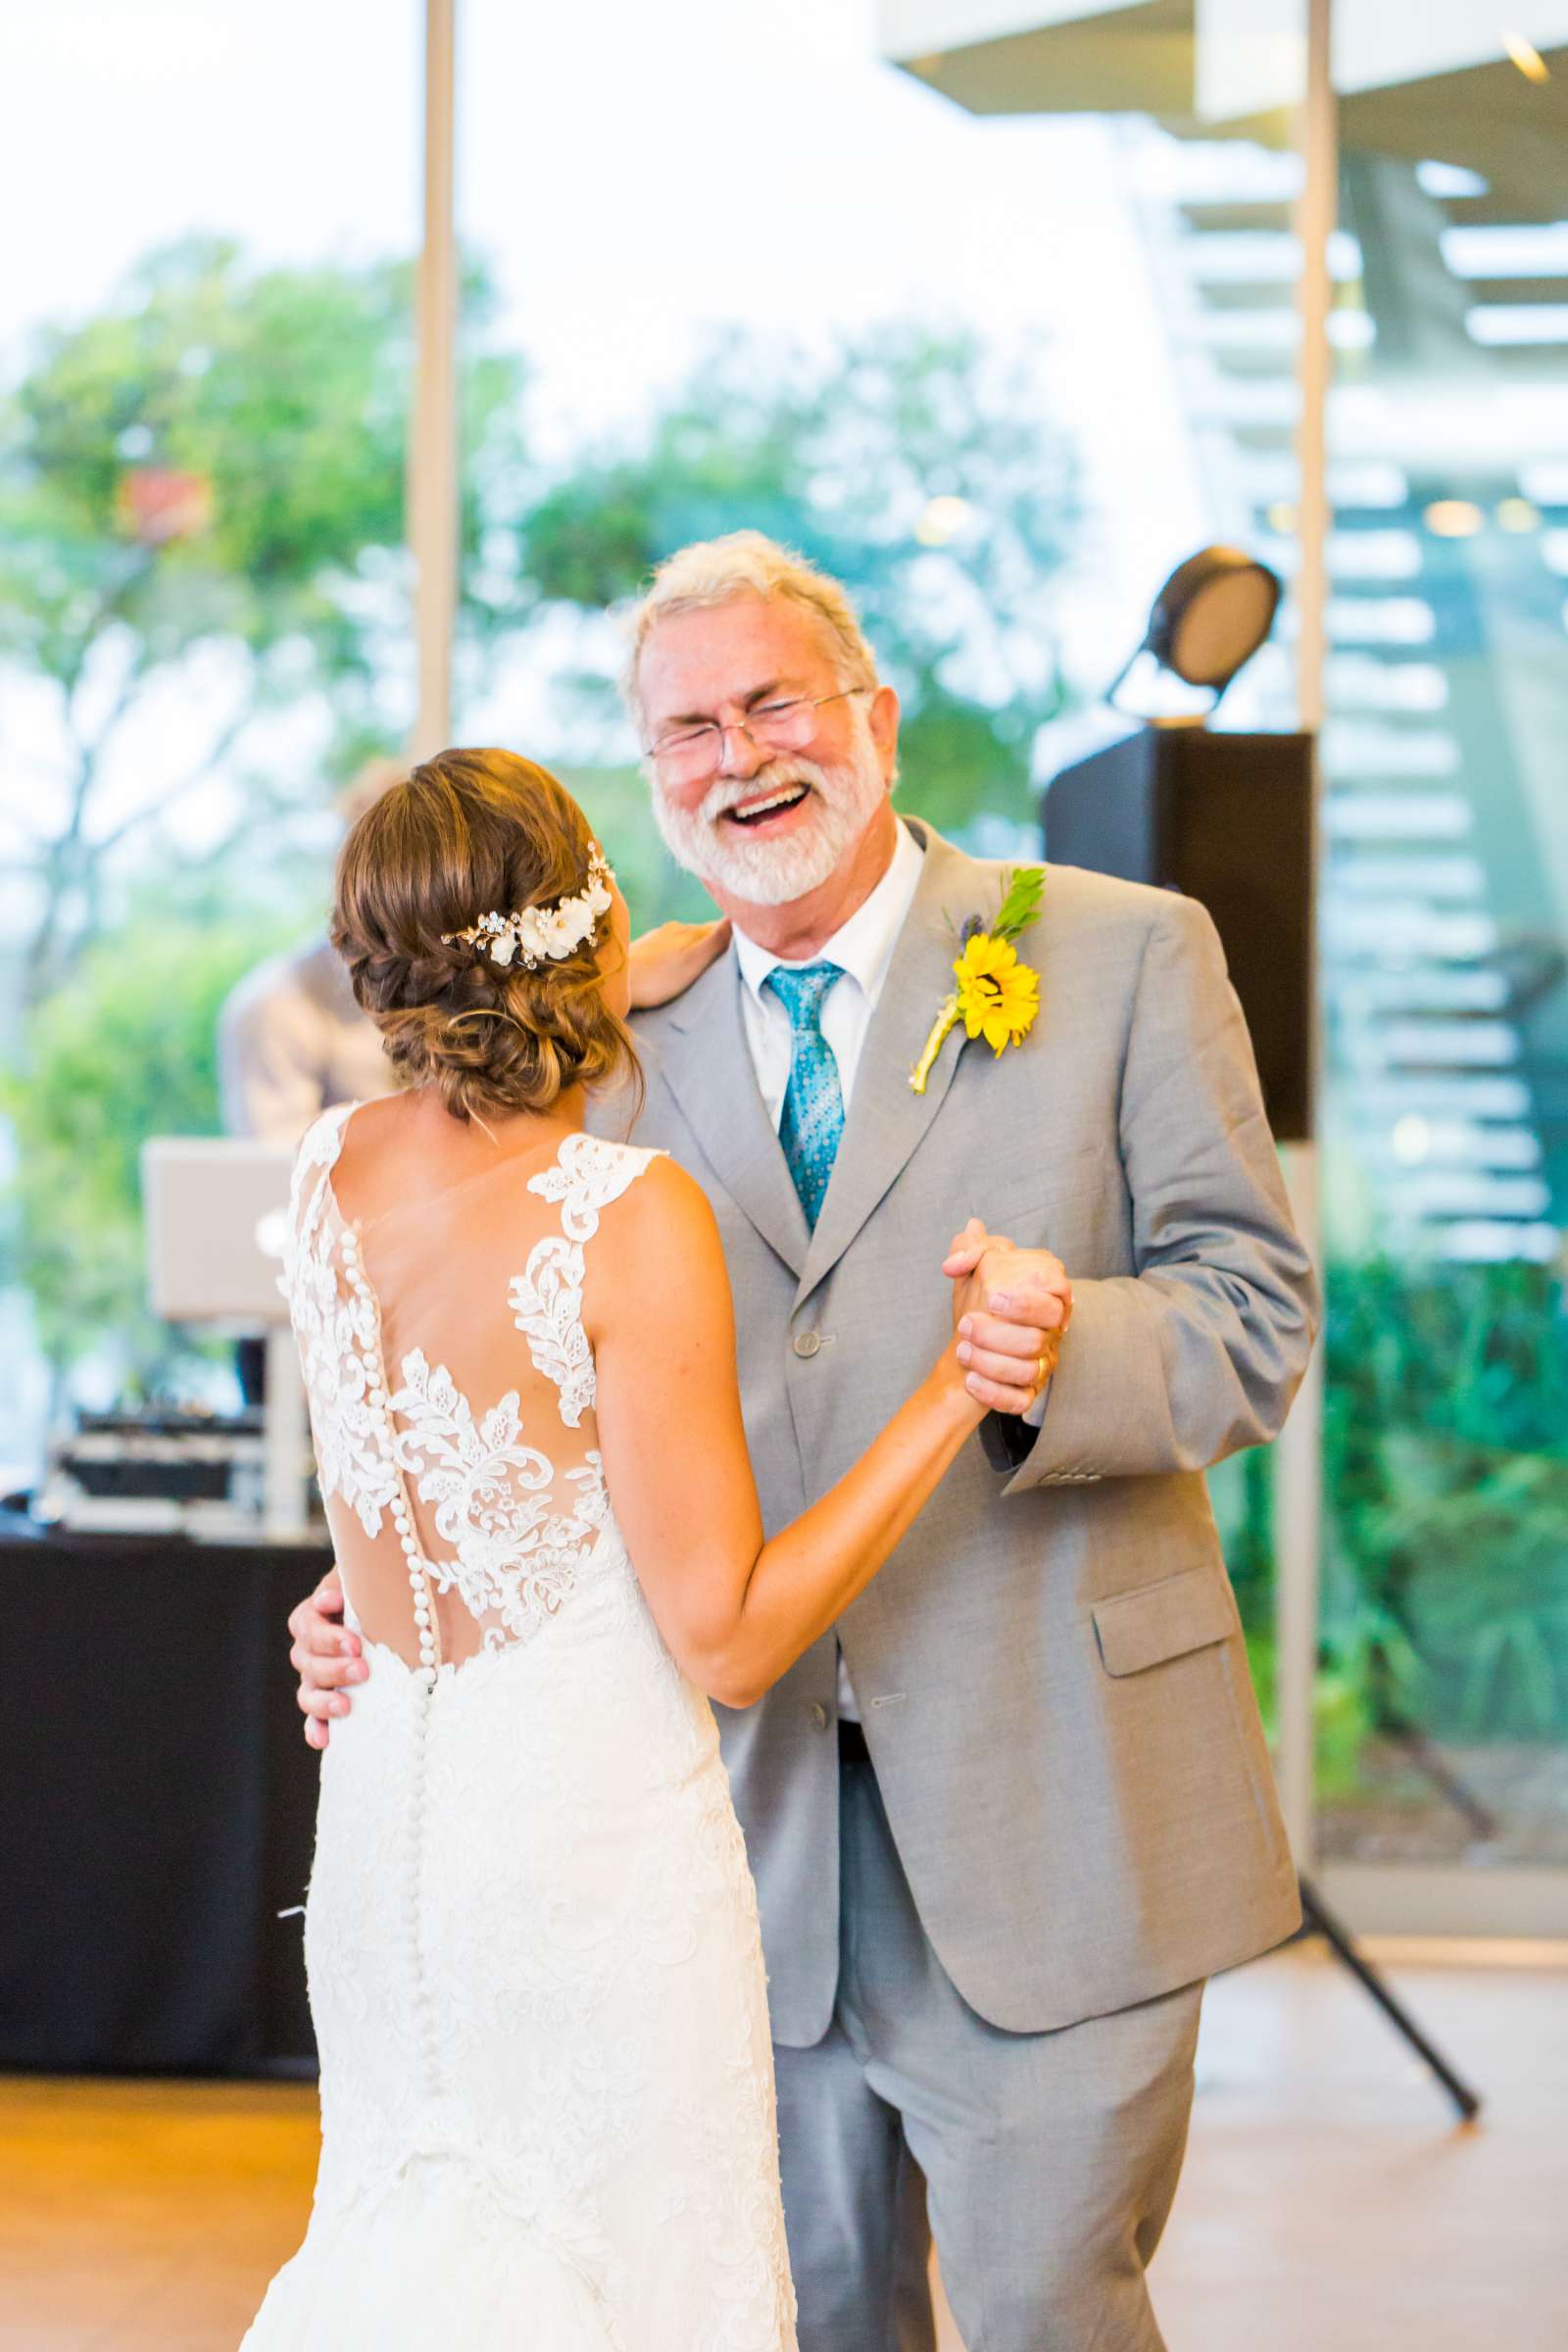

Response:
(511, 1134), (665, 1429)
(282, 1119), (664, 1670)
(282, 1103), (397, 1539)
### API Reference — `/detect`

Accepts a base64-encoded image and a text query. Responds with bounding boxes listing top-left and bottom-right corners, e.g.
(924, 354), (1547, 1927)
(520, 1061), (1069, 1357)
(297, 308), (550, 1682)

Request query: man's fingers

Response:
(956, 1313), (1049, 1361)
(292, 1646), (366, 1690)
(963, 1371), (1039, 1416)
(305, 1716), (329, 1751)
(296, 1681), (347, 1721)
(959, 1345), (1050, 1389)
(297, 1610), (361, 1662)
(987, 1282), (1070, 1331)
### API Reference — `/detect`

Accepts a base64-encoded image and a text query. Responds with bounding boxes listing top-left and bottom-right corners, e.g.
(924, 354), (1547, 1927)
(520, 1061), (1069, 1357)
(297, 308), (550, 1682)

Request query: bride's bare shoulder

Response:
(590, 1152), (727, 1301)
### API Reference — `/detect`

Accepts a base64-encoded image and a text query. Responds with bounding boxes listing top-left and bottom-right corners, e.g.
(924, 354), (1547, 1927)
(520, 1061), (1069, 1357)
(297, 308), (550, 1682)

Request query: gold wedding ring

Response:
(1036, 1352), (1051, 1392)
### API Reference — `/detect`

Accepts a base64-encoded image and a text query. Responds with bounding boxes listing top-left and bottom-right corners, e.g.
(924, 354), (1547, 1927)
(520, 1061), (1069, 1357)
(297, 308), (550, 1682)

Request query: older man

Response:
(292, 533), (1317, 2350)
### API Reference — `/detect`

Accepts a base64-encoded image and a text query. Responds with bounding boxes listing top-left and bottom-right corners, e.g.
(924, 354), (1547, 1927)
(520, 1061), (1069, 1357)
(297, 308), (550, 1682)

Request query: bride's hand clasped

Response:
(945, 1216), (1061, 1418)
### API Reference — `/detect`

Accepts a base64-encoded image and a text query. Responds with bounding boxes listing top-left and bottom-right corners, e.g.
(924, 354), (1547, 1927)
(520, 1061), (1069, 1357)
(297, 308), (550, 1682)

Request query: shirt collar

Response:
(733, 817), (925, 1009)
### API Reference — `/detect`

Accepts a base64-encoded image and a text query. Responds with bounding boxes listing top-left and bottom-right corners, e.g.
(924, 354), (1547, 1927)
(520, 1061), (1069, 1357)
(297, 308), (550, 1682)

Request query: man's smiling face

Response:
(637, 594), (898, 910)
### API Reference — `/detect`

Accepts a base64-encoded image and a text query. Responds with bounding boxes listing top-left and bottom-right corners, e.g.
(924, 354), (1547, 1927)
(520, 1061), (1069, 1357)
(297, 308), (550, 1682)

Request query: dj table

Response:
(0, 1518), (328, 2075)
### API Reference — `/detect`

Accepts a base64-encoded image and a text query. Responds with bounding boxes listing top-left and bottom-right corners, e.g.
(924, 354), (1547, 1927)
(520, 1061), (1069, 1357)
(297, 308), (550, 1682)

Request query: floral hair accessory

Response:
(909, 866), (1044, 1094)
(442, 846), (615, 970)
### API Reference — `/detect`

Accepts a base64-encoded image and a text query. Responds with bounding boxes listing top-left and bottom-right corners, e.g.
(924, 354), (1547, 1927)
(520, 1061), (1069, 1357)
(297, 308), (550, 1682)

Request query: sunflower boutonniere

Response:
(909, 865), (1045, 1096)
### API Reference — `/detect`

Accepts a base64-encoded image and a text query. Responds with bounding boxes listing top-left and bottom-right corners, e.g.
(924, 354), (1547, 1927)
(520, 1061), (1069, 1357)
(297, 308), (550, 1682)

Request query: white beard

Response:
(650, 749), (888, 907)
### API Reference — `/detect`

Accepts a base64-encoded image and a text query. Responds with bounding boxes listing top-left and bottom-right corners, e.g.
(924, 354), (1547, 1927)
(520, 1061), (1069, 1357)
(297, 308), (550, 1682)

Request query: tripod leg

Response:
(1385, 1723), (1499, 1841)
(1298, 1876), (1482, 2122)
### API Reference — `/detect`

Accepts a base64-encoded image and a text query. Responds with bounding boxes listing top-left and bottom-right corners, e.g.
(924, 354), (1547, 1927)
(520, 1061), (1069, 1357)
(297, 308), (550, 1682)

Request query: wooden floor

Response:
(4, 1946), (1564, 2351)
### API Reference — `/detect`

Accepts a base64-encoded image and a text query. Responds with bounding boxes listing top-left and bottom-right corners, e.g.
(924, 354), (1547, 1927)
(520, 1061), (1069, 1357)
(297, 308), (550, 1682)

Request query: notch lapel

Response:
(795, 821), (984, 1309)
(659, 949), (809, 1279)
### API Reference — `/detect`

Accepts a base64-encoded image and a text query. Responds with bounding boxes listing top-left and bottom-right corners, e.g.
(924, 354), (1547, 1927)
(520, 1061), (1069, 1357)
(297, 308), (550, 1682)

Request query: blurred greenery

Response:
(0, 235), (525, 999)
(1214, 1254), (1568, 1762)
(1320, 1255), (1568, 1745)
(0, 900), (298, 1393)
(2, 245), (1081, 1392)
(512, 320), (1079, 847)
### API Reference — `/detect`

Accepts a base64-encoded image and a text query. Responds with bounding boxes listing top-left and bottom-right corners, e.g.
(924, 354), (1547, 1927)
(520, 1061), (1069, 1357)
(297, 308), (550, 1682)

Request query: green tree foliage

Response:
(3, 252), (1081, 1390)
(1218, 1257), (1568, 1756)
(1, 910), (293, 1384)
(515, 321), (1079, 840)
(1320, 1256), (1568, 1743)
(0, 236), (524, 997)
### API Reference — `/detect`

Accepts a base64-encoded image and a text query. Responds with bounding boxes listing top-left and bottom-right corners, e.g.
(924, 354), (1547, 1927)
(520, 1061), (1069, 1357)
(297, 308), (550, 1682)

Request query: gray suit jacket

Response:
(603, 817), (1317, 2045)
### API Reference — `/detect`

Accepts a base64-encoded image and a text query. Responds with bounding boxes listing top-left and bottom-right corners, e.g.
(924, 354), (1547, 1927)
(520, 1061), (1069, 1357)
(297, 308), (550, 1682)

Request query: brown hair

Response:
(332, 748), (640, 1124)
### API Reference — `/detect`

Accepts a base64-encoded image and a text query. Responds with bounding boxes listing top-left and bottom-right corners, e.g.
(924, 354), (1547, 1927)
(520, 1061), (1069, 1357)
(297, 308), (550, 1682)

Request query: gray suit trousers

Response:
(776, 1740), (1202, 2352)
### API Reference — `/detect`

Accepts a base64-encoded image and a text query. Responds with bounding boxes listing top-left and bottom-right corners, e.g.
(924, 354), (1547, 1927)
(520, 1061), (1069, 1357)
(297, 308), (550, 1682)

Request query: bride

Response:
(242, 748), (1028, 2352)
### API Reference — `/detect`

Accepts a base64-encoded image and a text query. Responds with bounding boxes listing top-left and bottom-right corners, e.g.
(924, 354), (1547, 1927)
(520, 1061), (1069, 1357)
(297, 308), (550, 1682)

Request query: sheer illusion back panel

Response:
(289, 1111), (629, 1672)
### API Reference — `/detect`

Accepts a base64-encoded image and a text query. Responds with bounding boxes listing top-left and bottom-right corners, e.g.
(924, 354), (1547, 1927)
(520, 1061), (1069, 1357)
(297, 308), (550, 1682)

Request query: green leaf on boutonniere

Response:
(992, 865), (1045, 944)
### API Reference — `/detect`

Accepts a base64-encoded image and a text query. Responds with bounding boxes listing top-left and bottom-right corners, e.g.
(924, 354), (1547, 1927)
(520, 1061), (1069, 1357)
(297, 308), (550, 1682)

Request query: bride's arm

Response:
(589, 1158), (1032, 1708)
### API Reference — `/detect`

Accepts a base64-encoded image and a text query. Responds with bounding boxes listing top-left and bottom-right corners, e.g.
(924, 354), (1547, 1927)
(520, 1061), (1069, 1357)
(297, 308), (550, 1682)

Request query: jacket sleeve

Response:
(984, 889), (1320, 1494)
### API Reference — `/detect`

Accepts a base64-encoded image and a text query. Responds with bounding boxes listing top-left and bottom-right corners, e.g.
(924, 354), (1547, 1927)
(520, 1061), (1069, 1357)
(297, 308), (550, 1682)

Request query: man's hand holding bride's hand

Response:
(945, 1217), (1066, 1418)
(627, 919), (732, 1009)
(288, 1569), (363, 1751)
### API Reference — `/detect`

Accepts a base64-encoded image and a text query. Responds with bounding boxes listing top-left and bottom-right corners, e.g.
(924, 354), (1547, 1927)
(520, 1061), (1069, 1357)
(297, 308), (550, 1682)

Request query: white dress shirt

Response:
(733, 823), (926, 1721)
(732, 819), (927, 1140)
(730, 820), (1046, 1721)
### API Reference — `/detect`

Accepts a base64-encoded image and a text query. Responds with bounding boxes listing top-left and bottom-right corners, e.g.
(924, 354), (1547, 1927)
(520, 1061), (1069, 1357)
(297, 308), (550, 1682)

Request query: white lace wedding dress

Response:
(243, 1104), (797, 2352)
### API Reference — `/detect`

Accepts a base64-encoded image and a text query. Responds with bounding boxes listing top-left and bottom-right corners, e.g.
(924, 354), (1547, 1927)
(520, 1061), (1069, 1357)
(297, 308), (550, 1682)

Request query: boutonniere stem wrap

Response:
(909, 865), (1045, 1095)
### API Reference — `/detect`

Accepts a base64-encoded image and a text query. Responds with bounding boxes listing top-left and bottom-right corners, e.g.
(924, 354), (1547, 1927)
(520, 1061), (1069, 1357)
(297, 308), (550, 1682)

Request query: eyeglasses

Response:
(645, 688), (872, 785)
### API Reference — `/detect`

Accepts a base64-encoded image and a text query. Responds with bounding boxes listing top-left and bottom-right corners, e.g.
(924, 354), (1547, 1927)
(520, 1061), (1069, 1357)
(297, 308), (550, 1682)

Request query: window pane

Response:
(0, 3), (419, 1473)
(453, 0), (1169, 915)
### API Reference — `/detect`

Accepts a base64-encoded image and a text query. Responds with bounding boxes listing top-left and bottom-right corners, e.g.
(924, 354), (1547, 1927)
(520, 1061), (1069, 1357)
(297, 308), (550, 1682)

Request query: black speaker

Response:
(1042, 727), (1314, 1143)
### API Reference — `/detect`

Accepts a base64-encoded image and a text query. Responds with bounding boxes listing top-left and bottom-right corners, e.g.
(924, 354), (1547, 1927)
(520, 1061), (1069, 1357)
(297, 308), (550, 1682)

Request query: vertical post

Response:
(263, 1326), (309, 1538)
(1293, 0), (1333, 738)
(408, 0), (459, 760)
(1274, 0), (1334, 1865)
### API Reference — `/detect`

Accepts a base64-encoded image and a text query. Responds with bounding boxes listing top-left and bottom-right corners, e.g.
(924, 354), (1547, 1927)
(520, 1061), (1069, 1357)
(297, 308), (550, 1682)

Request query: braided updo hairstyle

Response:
(332, 748), (640, 1124)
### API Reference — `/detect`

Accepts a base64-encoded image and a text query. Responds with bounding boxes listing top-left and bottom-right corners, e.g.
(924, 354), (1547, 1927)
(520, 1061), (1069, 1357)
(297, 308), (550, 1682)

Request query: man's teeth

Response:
(728, 786), (808, 825)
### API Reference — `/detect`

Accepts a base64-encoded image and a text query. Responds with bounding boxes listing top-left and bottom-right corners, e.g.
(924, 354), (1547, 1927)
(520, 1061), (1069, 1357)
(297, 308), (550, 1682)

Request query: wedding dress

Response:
(243, 1103), (797, 2352)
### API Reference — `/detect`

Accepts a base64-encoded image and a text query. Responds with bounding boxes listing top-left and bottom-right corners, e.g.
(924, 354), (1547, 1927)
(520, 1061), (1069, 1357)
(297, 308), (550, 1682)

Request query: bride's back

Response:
(281, 745), (652, 1673)
(287, 1092), (653, 1673)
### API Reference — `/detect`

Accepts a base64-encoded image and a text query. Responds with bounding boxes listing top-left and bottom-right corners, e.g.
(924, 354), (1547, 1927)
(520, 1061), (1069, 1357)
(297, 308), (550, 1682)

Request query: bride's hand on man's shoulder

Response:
(943, 1216), (1065, 1418)
(627, 918), (732, 1009)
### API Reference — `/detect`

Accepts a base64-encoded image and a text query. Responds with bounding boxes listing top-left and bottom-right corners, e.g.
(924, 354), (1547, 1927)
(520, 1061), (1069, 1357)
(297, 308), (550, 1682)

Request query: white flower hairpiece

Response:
(441, 845), (615, 970)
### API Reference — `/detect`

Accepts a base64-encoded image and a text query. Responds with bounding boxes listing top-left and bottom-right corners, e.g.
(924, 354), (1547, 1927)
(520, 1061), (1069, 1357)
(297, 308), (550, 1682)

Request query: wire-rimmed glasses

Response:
(645, 688), (872, 786)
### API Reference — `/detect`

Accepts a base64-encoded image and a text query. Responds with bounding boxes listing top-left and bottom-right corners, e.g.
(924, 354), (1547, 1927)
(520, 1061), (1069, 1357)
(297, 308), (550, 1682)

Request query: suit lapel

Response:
(795, 820), (982, 1309)
(659, 948), (809, 1279)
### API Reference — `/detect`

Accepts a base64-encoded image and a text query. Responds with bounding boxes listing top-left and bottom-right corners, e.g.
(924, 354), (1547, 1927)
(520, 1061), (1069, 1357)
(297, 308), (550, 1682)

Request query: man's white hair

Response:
(622, 530), (879, 726)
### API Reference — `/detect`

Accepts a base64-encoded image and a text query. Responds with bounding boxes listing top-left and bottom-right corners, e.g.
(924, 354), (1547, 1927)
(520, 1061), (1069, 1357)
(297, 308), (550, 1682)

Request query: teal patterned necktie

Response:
(763, 961), (846, 1229)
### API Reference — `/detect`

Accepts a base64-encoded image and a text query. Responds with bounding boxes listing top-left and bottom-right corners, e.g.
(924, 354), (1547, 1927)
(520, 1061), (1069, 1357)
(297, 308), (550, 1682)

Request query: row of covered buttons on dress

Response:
(340, 1221), (443, 2101)
(1043, 1469), (1100, 1485)
(340, 1225), (442, 1684)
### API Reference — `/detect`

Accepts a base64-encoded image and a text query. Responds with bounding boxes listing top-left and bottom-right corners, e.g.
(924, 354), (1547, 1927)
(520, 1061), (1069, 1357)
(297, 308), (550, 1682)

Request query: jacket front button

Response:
(793, 1331), (822, 1358)
(810, 1701), (829, 1730)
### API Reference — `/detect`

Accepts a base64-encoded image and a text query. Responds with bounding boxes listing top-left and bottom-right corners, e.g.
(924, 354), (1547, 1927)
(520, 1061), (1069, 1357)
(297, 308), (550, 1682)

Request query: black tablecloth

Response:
(0, 1521), (328, 2075)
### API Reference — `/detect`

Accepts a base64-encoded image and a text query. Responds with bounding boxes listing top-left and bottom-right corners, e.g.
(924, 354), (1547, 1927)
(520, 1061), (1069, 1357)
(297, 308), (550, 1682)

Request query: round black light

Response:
(1107, 545), (1283, 711)
(1149, 546), (1281, 690)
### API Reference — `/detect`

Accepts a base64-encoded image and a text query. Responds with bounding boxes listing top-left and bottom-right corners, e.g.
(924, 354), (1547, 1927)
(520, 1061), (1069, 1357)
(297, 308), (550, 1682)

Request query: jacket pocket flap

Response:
(1093, 1567), (1239, 1678)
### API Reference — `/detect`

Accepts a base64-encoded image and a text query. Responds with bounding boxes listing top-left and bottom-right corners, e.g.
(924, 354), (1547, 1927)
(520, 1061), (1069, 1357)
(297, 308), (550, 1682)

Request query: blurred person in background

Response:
(218, 757), (405, 1147)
